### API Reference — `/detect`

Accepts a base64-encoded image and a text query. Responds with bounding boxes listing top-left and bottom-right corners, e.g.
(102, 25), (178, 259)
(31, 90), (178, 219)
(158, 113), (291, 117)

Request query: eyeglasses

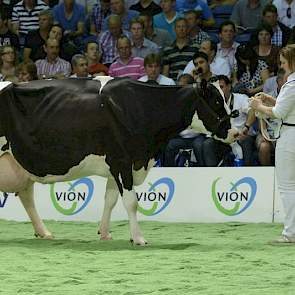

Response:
(287, 7), (291, 19)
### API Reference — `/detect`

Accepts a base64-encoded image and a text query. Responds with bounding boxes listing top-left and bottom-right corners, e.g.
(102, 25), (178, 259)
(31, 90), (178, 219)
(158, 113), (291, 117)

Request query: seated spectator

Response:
(53, 0), (85, 42)
(23, 9), (53, 62)
(130, 0), (162, 16)
(255, 68), (286, 165)
(184, 10), (210, 47)
(162, 18), (199, 81)
(153, 0), (182, 40)
(216, 20), (239, 74)
(108, 35), (145, 79)
(190, 51), (214, 82)
(262, 4), (290, 47)
(102, 0), (139, 31)
(130, 17), (159, 58)
(138, 12), (172, 52)
(194, 75), (255, 166)
(11, 0), (49, 47)
(273, 0), (295, 29)
(90, 0), (111, 35)
(252, 23), (280, 75)
(0, 44), (17, 82)
(48, 24), (81, 62)
(0, 7), (19, 49)
(17, 60), (38, 81)
(98, 15), (131, 66)
(84, 41), (108, 75)
(232, 44), (270, 96)
(183, 39), (231, 78)
(138, 52), (175, 84)
(163, 70), (206, 167)
(175, 0), (215, 28)
(70, 53), (91, 77)
(177, 73), (194, 85)
(35, 38), (71, 79)
(230, 0), (268, 31)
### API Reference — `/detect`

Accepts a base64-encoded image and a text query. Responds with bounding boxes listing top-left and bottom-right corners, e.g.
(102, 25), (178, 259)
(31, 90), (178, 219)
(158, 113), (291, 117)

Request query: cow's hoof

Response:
(34, 232), (54, 240)
(100, 233), (113, 240)
(130, 238), (148, 246)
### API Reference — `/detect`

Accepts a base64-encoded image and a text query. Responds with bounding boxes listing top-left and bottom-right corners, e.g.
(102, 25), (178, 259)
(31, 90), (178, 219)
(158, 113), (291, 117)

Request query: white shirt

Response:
(138, 74), (176, 85)
(216, 41), (239, 73)
(273, 72), (295, 123)
(228, 93), (249, 130)
(273, 0), (295, 28)
(183, 56), (232, 78)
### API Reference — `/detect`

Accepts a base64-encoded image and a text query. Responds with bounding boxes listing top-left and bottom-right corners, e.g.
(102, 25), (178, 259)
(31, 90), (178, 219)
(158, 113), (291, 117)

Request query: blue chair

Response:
(212, 4), (234, 28)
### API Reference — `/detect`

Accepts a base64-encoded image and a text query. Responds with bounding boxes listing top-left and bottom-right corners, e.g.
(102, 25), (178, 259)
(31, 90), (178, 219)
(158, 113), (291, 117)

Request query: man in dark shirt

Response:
(130, 0), (162, 16)
(0, 7), (19, 49)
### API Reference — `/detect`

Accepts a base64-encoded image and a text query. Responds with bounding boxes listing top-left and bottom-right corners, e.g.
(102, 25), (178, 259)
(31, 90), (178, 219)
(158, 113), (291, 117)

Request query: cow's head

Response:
(192, 79), (236, 142)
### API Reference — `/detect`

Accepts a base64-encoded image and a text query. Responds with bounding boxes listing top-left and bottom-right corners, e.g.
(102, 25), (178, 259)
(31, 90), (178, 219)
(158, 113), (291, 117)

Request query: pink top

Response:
(108, 56), (145, 80)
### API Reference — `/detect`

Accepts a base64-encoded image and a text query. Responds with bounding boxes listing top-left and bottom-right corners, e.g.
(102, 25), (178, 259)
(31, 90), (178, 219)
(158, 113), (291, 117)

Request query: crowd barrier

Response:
(0, 167), (285, 223)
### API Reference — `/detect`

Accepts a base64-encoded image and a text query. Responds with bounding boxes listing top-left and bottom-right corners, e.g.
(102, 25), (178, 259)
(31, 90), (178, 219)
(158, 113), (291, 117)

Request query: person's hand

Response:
(254, 92), (269, 103)
(249, 97), (263, 111)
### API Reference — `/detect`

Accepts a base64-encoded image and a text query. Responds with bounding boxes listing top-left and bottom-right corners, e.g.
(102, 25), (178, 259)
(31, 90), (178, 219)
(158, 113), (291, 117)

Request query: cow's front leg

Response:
(122, 189), (147, 246)
(98, 177), (119, 240)
(18, 182), (53, 239)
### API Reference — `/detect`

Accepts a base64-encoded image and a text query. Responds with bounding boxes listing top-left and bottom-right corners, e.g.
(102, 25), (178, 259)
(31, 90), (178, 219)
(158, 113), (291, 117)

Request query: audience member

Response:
(153, 0), (181, 40)
(252, 23), (280, 75)
(84, 41), (108, 75)
(53, 0), (85, 41)
(98, 15), (131, 66)
(262, 4), (290, 47)
(90, 0), (111, 35)
(108, 35), (145, 79)
(175, 0), (215, 28)
(130, 17), (159, 58)
(138, 52), (175, 84)
(35, 38), (71, 79)
(130, 0), (162, 16)
(23, 9), (53, 62)
(230, 0), (268, 30)
(177, 73), (194, 85)
(183, 39), (231, 78)
(184, 10), (210, 47)
(162, 18), (198, 81)
(273, 0), (295, 28)
(11, 0), (49, 47)
(102, 0), (139, 31)
(0, 44), (17, 81)
(233, 44), (270, 96)
(194, 75), (255, 166)
(216, 20), (239, 74)
(138, 12), (172, 52)
(0, 7), (19, 49)
(190, 51), (214, 82)
(17, 60), (38, 81)
(70, 53), (91, 77)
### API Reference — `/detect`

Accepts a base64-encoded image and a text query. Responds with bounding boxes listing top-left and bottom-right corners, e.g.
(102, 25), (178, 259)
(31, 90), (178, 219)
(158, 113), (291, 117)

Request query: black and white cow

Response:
(0, 77), (237, 245)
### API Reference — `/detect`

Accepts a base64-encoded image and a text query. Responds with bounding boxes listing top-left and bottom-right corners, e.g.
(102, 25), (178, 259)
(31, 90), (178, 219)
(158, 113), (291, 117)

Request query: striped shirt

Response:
(108, 56), (145, 80)
(12, 0), (48, 35)
(98, 29), (131, 64)
(91, 2), (111, 34)
(163, 41), (199, 81)
(35, 57), (71, 77)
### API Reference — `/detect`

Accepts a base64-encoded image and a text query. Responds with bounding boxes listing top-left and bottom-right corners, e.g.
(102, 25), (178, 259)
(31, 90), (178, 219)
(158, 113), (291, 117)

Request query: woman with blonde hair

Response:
(0, 45), (18, 82)
(250, 44), (295, 243)
(17, 61), (38, 82)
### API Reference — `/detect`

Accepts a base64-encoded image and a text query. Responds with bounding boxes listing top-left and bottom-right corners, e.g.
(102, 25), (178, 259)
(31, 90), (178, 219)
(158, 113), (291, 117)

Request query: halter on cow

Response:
(0, 78), (236, 245)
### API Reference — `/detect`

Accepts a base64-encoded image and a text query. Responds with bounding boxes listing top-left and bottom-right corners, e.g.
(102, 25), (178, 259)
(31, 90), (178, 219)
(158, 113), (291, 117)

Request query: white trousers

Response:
(276, 126), (295, 237)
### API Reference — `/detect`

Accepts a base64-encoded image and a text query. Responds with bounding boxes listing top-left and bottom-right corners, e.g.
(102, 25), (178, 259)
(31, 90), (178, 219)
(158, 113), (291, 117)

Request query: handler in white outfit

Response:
(250, 45), (295, 243)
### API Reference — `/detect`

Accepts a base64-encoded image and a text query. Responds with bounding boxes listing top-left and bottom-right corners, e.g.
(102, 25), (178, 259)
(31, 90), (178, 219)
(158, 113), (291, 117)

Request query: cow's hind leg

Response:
(18, 182), (53, 239)
(98, 177), (119, 240)
(122, 189), (147, 246)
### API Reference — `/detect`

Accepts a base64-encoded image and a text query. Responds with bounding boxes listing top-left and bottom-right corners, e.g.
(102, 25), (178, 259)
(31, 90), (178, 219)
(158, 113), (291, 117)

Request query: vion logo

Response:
(212, 177), (257, 216)
(136, 177), (174, 216)
(0, 192), (8, 208)
(50, 178), (94, 215)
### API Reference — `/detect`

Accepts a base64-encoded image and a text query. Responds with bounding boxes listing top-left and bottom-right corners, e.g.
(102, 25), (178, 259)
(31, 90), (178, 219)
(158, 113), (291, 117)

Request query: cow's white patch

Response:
(0, 81), (12, 92)
(93, 76), (114, 93)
